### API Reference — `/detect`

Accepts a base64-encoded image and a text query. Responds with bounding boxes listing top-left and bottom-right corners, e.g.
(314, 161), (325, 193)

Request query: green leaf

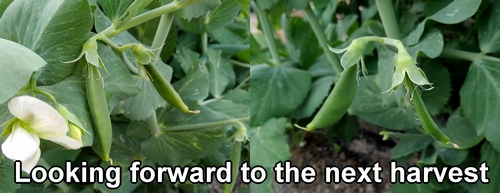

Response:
(0, 0), (93, 85)
(206, 0), (240, 32)
(289, 76), (334, 119)
(349, 76), (420, 130)
(250, 64), (311, 126)
(250, 118), (289, 168)
(441, 108), (484, 149)
(97, 0), (134, 22)
(254, 0), (279, 10)
(212, 19), (249, 45)
(97, 43), (141, 111)
(0, 140), (20, 193)
(175, 47), (200, 74)
(420, 59), (451, 115)
(206, 49), (235, 98)
(235, 0), (250, 16)
(336, 14), (358, 41)
(282, 16), (321, 68)
(478, 141), (500, 192)
(0, 38), (46, 104)
(478, 0), (500, 53)
(111, 64), (172, 121)
(460, 57), (500, 152)
(40, 72), (95, 146)
(391, 134), (433, 159)
(174, 0), (221, 21)
(433, 141), (468, 165)
(407, 28), (444, 59)
(0, 0), (13, 17)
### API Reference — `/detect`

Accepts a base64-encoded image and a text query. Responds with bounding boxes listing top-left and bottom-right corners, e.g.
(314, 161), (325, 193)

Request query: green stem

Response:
(230, 59), (251, 68)
(304, 5), (343, 77)
(254, 4), (280, 66)
(375, 0), (400, 39)
(99, 35), (139, 74)
(439, 48), (483, 62)
(236, 76), (250, 89)
(33, 88), (57, 104)
(101, 0), (202, 38)
(147, 111), (161, 135)
(165, 117), (250, 132)
(29, 72), (36, 96)
(39, 158), (69, 192)
(201, 12), (210, 54)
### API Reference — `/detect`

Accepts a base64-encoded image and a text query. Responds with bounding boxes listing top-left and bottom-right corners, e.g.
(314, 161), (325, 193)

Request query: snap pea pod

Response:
(143, 64), (199, 114)
(297, 64), (358, 131)
(404, 75), (459, 148)
(87, 65), (112, 161)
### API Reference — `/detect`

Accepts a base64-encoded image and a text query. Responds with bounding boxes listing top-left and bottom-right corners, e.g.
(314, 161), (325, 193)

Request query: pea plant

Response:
(0, 0), (249, 192)
(251, 0), (500, 192)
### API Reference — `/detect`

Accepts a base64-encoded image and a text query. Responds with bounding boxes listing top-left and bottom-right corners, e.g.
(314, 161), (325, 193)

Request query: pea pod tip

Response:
(447, 142), (460, 149)
(294, 124), (311, 132)
(188, 110), (200, 114)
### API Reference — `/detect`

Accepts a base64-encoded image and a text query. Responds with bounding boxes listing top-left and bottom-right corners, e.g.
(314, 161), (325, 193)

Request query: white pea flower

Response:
(1, 96), (82, 173)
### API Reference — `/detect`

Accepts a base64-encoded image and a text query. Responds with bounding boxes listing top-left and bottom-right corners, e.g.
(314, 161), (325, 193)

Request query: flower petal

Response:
(8, 96), (68, 135)
(1, 125), (40, 162)
(21, 148), (41, 173)
(38, 134), (82, 149)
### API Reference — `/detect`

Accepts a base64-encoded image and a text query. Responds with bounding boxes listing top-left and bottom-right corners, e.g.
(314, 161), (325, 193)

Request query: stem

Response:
(38, 158), (69, 192)
(230, 59), (251, 68)
(375, 0), (400, 39)
(304, 5), (343, 77)
(439, 48), (483, 62)
(201, 12), (210, 54)
(254, 4), (280, 66)
(99, 35), (139, 74)
(101, 0), (202, 38)
(33, 88), (57, 104)
(236, 76), (250, 89)
(29, 72), (36, 96)
(147, 111), (161, 135)
(151, 13), (174, 64)
(165, 117), (250, 132)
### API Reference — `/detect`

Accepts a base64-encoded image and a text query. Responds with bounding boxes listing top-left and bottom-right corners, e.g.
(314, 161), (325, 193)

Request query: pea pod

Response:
(222, 141), (241, 193)
(403, 75), (459, 148)
(297, 64), (358, 131)
(143, 64), (199, 114)
(87, 65), (112, 161)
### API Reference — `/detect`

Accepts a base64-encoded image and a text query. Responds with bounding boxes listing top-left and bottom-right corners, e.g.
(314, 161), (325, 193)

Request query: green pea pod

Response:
(297, 64), (358, 131)
(222, 141), (241, 193)
(403, 75), (459, 148)
(87, 65), (112, 161)
(143, 64), (199, 114)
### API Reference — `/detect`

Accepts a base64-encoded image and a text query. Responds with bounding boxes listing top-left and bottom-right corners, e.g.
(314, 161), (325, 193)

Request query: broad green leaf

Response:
(391, 134), (433, 159)
(349, 76), (420, 130)
(115, 0), (153, 28)
(0, 0), (93, 85)
(250, 64), (311, 126)
(206, 0), (240, 32)
(235, 0), (250, 16)
(212, 20), (249, 45)
(40, 72), (95, 146)
(175, 47), (200, 74)
(97, 0), (134, 22)
(111, 64), (172, 121)
(42, 149), (81, 168)
(478, 0), (500, 53)
(460, 57), (500, 152)
(0, 38), (46, 104)
(404, 0), (480, 46)
(222, 88), (249, 105)
(336, 14), (358, 41)
(478, 141), (500, 192)
(207, 49), (235, 98)
(0, 0), (13, 17)
(289, 76), (334, 119)
(174, 0), (221, 21)
(407, 29), (444, 59)
(433, 141), (468, 165)
(441, 108), (484, 149)
(170, 62), (210, 103)
(308, 55), (335, 78)
(97, 43), (141, 111)
(282, 16), (321, 68)
(251, 118), (289, 168)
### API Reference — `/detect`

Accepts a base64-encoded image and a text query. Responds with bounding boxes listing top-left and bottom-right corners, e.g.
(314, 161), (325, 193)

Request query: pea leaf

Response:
(0, 0), (93, 85)
(289, 76), (334, 119)
(206, 0), (240, 32)
(282, 16), (321, 68)
(250, 64), (311, 126)
(97, 0), (134, 22)
(206, 49), (235, 98)
(250, 118), (289, 168)
(115, 0), (153, 28)
(433, 141), (468, 165)
(478, 0), (500, 53)
(391, 134), (433, 159)
(0, 38), (46, 104)
(407, 28), (444, 59)
(441, 108), (484, 149)
(460, 57), (500, 152)
(478, 141), (500, 192)
(173, 0), (221, 21)
(235, 0), (250, 16)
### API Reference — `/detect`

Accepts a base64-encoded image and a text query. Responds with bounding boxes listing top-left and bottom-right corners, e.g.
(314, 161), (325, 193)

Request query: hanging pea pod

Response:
(143, 63), (199, 114)
(87, 65), (112, 161)
(403, 75), (459, 148)
(296, 64), (358, 131)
